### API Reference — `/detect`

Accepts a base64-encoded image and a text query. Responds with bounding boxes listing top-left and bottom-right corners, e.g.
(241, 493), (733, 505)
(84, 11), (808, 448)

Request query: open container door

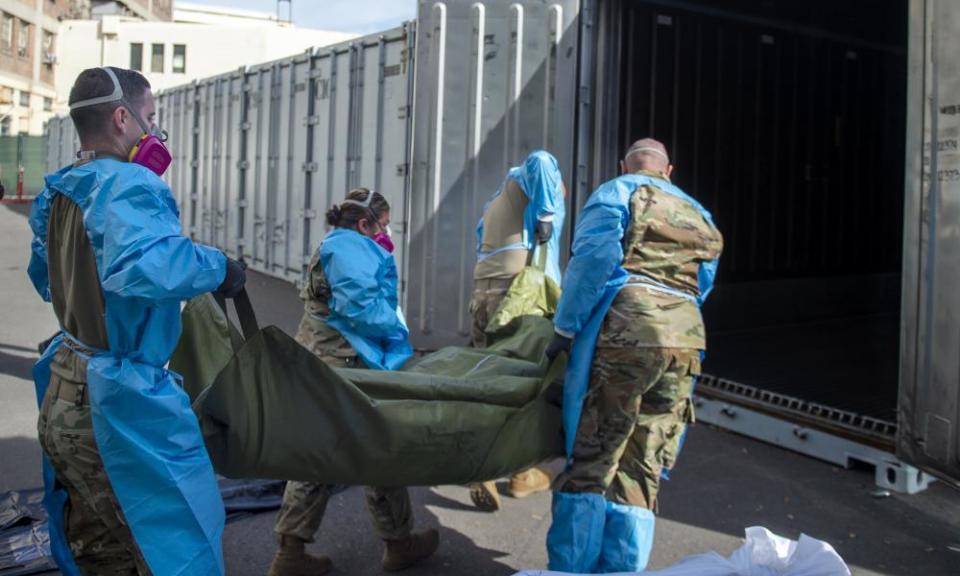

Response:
(406, 0), (581, 350)
(898, 0), (960, 489)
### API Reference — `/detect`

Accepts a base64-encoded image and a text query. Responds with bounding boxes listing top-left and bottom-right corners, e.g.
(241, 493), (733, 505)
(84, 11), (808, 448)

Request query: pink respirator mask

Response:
(69, 67), (172, 177)
(341, 192), (395, 253)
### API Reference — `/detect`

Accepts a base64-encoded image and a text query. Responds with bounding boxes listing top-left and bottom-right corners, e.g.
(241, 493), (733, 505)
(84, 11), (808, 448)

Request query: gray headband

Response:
(70, 67), (125, 109)
(625, 146), (670, 163)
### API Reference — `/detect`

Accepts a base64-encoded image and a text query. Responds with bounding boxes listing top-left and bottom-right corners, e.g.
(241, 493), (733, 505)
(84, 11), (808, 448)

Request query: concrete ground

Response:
(1, 202), (958, 576)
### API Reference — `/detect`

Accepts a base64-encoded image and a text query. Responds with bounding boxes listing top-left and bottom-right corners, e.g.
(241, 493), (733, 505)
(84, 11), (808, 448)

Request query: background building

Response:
(0, 0), (354, 196)
(0, 0), (354, 137)
(55, 3), (355, 113)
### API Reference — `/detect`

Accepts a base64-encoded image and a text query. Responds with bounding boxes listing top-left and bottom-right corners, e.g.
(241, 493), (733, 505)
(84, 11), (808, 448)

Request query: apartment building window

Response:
(20, 90), (30, 107)
(18, 20), (30, 58)
(42, 30), (55, 65)
(130, 42), (143, 71)
(1, 117), (10, 137)
(151, 43), (164, 73)
(1, 14), (12, 53)
(172, 44), (186, 74)
(44, 96), (52, 111)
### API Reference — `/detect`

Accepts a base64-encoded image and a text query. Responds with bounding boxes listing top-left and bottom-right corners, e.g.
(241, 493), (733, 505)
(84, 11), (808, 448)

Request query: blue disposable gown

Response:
(475, 150), (567, 284)
(319, 227), (413, 371)
(547, 174), (719, 574)
(29, 159), (228, 576)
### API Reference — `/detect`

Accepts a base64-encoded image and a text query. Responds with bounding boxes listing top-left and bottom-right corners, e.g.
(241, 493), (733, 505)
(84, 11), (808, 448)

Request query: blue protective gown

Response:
(29, 159), (228, 575)
(319, 227), (413, 371)
(475, 150), (567, 284)
(547, 174), (719, 574)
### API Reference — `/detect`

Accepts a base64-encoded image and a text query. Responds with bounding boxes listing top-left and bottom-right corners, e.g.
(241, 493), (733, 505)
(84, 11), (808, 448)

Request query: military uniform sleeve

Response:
(553, 202), (627, 336)
(99, 182), (226, 301)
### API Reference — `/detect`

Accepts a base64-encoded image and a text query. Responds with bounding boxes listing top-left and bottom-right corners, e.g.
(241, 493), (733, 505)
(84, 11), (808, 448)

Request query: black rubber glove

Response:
(216, 257), (247, 298)
(545, 333), (573, 362)
(535, 220), (553, 244)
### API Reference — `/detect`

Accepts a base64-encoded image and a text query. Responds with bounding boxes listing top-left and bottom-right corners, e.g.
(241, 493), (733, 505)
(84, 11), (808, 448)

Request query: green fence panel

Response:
(0, 135), (48, 196)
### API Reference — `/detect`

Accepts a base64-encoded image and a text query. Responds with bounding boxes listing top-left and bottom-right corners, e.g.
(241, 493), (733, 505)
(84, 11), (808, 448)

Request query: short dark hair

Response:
(69, 67), (151, 140)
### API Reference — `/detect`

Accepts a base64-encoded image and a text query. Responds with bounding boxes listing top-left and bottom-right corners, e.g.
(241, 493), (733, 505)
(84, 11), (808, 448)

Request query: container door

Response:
(407, 0), (581, 349)
(899, 0), (960, 486)
(298, 26), (414, 285)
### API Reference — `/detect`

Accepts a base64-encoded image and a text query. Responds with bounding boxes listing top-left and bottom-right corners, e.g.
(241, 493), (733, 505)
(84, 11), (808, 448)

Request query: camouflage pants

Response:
(469, 278), (513, 348)
(37, 347), (150, 575)
(274, 481), (412, 542)
(554, 347), (699, 510)
(273, 350), (412, 542)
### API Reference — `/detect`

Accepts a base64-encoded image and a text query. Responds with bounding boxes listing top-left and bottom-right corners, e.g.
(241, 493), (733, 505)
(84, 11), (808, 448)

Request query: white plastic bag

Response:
(514, 526), (851, 576)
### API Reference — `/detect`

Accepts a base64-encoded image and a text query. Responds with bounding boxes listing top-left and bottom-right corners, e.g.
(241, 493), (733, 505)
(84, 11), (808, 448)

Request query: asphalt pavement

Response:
(1, 202), (958, 576)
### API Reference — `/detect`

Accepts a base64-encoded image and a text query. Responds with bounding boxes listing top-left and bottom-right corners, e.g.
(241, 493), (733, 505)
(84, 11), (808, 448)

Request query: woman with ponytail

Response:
(268, 188), (439, 575)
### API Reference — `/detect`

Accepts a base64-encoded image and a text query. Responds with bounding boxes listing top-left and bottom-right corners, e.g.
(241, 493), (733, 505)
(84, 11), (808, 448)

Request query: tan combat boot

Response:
(507, 467), (552, 499)
(267, 535), (333, 576)
(382, 528), (440, 572)
(468, 481), (502, 512)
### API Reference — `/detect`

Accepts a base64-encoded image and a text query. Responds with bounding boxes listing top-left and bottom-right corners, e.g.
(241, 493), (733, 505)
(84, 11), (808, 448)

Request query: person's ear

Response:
(665, 164), (674, 178)
(112, 106), (126, 134)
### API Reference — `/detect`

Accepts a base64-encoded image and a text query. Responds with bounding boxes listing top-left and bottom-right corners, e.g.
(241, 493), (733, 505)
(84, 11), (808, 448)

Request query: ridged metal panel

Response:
(45, 118), (61, 173)
(899, 0), (960, 486)
(407, 0), (581, 349)
(40, 26), (417, 287)
(44, 116), (79, 173)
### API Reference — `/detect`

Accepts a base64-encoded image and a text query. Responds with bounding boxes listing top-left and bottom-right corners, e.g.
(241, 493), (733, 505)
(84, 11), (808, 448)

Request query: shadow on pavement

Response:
(223, 486), (518, 576)
(0, 349), (38, 381)
(0, 436), (44, 495)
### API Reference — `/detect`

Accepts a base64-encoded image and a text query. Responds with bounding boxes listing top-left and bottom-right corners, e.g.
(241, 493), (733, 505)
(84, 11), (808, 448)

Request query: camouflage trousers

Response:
(469, 278), (513, 348)
(274, 482), (412, 542)
(37, 347), (150, 575)
(554, 347), (700, 510)
(273, 351), (412, 542)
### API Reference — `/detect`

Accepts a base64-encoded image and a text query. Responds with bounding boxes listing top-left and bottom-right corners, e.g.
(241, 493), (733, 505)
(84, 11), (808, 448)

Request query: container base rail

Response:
(695, 378), (935, 495)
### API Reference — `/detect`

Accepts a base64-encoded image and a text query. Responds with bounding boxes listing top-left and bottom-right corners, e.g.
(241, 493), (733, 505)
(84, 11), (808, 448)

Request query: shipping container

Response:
(152, 26), (415, 285)
(44, 0), (959, 490)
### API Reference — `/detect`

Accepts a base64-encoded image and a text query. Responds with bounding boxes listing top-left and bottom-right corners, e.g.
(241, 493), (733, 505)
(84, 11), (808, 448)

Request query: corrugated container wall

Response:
(406, 0), (581, 349)
(155, 25), (415, 286)
(45, 116), (80, 174)
(899, 0), (960, 485)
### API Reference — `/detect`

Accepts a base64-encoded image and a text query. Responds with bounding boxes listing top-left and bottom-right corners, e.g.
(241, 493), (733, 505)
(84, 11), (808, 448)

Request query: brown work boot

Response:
(468, 481), (501, 512)
(382, 528), (440, 572)
(267, 535), (333, 576)
(507, 467), (552, 499)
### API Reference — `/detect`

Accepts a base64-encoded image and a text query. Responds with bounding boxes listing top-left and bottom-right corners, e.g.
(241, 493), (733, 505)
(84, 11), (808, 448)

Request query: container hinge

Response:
(237, 160), (250, 170)
(243, 83), (254, 92)
(193, 126), (201, 134)
(309, 68), (325, 79)
(303, 162), (320, 172)
(398, 105), (410, 119)
(305, 115), (320, 126)
(237, 199), (248, 207)
(190, 159), (199, 168)
(300, 209), (317, 219)
(240, 122), (252, 131)
(395, 163), (409, 176)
